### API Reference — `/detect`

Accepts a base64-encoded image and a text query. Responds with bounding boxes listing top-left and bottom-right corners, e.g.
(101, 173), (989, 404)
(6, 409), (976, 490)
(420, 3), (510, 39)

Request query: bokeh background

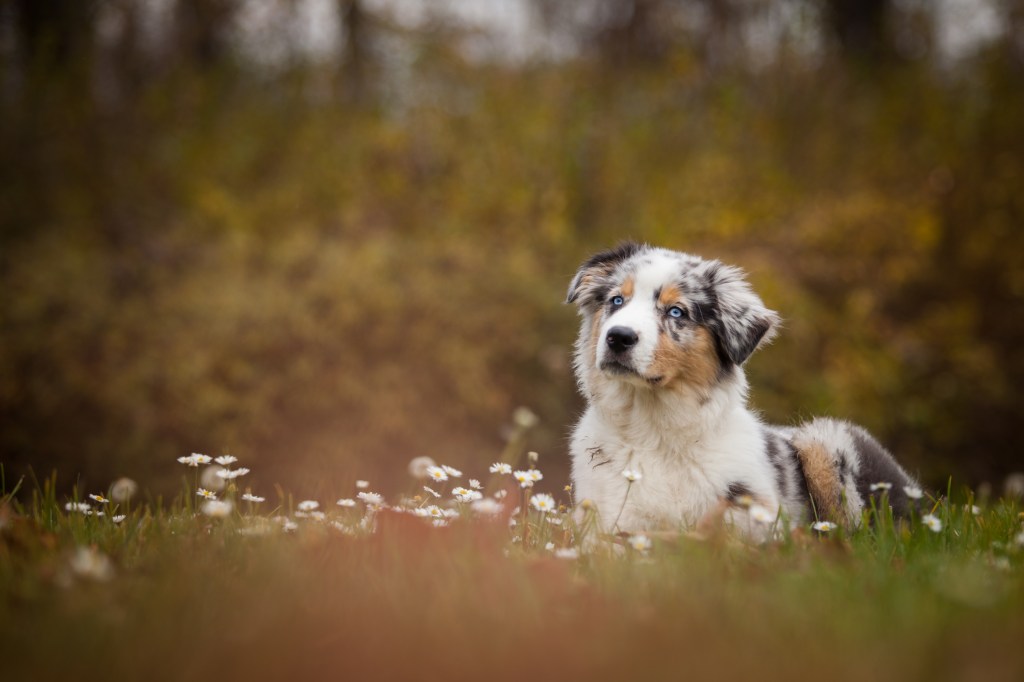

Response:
(1, 0), (1022, 500)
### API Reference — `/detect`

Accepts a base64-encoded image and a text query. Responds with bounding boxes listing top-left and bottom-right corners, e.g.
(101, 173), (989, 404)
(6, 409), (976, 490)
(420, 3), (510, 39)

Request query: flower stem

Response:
(612, 482), (633, 534)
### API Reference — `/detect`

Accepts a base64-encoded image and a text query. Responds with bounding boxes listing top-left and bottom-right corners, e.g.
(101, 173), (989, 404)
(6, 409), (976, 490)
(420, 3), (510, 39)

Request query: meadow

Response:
(3, 4), (1024, 680)
(2, 446), (1023, 682)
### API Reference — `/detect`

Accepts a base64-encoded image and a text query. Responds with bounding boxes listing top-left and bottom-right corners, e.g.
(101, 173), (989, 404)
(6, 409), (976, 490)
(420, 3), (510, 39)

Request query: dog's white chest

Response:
(569, 404), (772, 532)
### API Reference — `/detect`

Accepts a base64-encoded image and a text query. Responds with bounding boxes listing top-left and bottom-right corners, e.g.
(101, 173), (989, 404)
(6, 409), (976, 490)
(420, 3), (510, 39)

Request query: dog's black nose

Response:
(606, 326), (639, 354)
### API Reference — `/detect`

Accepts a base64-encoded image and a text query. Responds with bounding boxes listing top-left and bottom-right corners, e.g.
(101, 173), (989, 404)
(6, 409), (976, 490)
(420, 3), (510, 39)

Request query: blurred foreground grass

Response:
(2, 458), (1023, 681)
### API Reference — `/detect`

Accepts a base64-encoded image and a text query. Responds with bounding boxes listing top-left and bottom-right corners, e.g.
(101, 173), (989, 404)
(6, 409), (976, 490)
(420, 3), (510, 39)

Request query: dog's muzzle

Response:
(605, 326), (639, 355)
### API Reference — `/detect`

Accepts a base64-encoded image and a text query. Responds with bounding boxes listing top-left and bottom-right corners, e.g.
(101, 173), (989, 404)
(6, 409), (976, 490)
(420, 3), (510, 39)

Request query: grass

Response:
(1, 459), (1023, 682)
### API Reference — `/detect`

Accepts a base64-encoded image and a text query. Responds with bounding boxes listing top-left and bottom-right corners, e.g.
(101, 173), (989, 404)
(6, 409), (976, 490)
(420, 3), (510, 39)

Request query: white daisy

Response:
(967, 505), (982, 516)
(513, 407), (539, 429)
(748, 504), (775, 524)
(242, 493), (265, 503)
(200, 466), (227, 491)
(621, 469), (642, 483)
(527, 469), (543, 482)
(733, 494), (755, 508)
(297, 500), (319, 512)
(112, 514), (127, 524)
(65, 502), (92, 513)
(470, 498), (503, 515)
(489, 463), (512, 475)
(355, 480), (370, 489)
(178, 453), (212, 466)
(904, 485), (924, 500)
(545, 542), (555, 551)
(531, 493), (556, 513)
(408, 456), (438, 479)
(423, 486), (441, 498)
(426, 466), (449, 483)
(628, 534), (652, 552)
(214, 455), (237, 466)
(357, 491), (385, 506)
(441, 465), (462, 478)
(88, 493), (109, 504)
(547, 516), (564, 526)
(922, 514), (943, 532)
(216, 467), (250, 479)
(282, 519), (298, 532)
(69, 547), (114, 582)
(336, 498), (356, 507)
(513, 470), (533, 488)
(469, 479), (482, 490)
(110, 477), (138, 503)
(1004, 473), (1024, 498)
(870, 482), (893, 492)
(494, 489), (508, 500)
(202, 500), (233, 518)
(453, 487), (483, 503)
(812, 521), (838, 532)
(196, 488), (217, 500)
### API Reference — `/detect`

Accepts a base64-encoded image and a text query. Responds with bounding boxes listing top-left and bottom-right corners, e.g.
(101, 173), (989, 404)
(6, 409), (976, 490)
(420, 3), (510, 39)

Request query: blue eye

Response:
(611, 296), (625, 307)
(668, 306), (686, 319)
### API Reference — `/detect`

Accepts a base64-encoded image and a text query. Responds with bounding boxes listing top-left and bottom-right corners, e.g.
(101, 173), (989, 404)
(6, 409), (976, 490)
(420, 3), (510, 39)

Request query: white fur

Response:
(570, 372), (794, 533)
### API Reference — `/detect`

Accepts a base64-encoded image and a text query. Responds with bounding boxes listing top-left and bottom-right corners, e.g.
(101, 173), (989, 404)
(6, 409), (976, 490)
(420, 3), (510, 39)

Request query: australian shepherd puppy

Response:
(566, 242), (918, 536)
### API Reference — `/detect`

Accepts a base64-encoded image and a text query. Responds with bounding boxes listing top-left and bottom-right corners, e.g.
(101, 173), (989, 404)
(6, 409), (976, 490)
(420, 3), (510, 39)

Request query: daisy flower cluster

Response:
(512, 468), (543, 488)
(56, 428), (1024, 570)
(177, 453), (210, 467)
(161, 447), (569, 539)
(61, 476), (140, 522)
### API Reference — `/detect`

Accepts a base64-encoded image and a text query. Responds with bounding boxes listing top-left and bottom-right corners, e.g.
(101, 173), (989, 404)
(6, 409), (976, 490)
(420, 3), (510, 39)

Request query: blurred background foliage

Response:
(1, 0), (1022, 497)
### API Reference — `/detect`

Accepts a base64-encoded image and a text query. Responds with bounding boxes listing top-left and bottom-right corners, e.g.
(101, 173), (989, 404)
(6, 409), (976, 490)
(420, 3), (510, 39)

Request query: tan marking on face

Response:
(793, 440), (843, 522)
(621, 276), (634, 299)
(658, 285), (682, 308)
(649, 325), (719, 390)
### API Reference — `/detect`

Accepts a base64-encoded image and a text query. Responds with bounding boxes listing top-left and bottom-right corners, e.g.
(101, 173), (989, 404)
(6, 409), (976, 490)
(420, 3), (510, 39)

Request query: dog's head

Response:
(567, 243), (779, 392)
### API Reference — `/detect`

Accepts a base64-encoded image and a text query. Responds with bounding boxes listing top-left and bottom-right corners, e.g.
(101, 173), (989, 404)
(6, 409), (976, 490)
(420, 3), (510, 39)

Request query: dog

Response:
(566, 242), (918, 537)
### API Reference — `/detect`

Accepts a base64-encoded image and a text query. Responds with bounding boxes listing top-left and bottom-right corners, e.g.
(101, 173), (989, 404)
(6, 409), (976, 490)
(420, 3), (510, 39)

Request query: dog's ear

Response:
(697, 261), (780, 366)
(566, 242), (644, 307)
